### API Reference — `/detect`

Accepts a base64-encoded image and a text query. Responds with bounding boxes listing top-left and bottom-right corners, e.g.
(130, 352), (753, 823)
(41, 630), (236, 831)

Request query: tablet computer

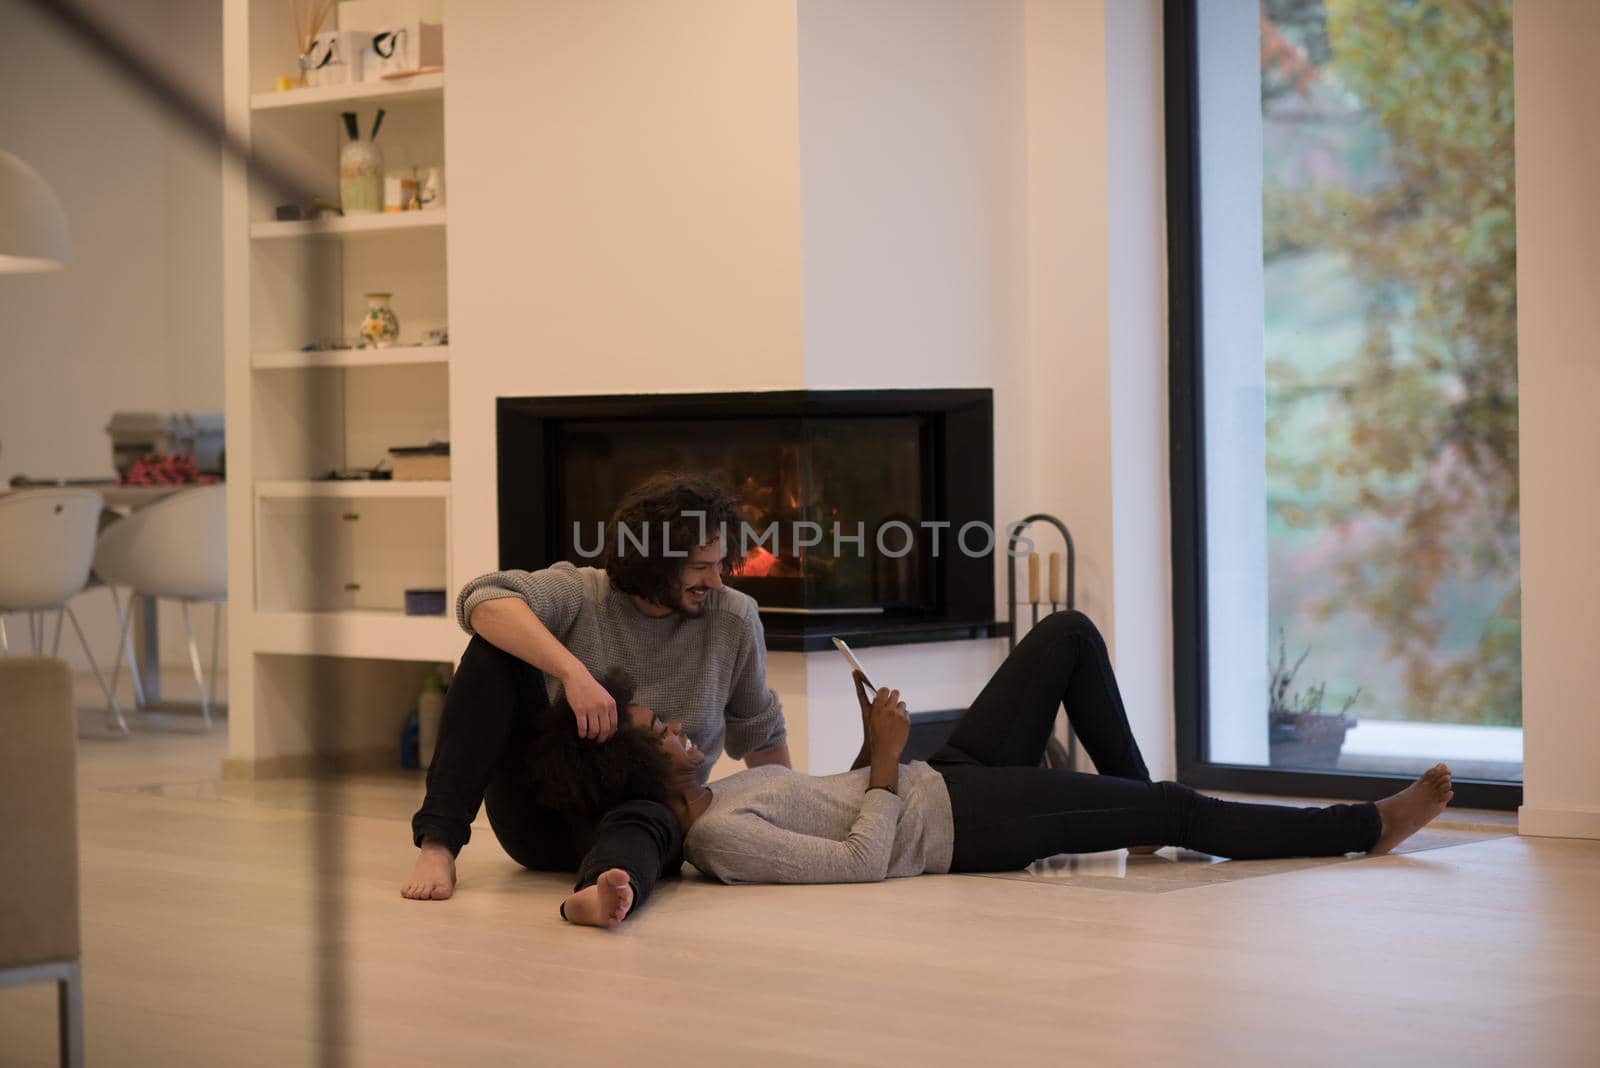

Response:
(831, 636), (877, 692)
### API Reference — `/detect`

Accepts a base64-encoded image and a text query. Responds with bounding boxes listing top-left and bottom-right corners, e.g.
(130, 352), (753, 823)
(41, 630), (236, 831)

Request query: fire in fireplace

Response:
(497, 390), (1000, 650)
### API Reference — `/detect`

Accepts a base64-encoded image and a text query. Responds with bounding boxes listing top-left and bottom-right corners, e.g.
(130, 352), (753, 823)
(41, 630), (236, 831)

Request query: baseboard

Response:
(221, 746), (397, 780)
(1517, 804), (1600, 840)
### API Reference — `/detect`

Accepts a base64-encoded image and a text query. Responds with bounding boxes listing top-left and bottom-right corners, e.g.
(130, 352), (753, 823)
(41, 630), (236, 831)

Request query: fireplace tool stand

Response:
(1007, 513), (1078, 770)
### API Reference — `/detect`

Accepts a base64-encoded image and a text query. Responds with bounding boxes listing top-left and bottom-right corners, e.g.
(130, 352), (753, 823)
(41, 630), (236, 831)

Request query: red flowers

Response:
(119, 453), (218, 487)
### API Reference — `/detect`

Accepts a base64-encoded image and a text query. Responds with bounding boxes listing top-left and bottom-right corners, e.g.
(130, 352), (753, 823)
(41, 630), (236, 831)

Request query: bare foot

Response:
(1127, 844), (1162, 856)
(561, 868), (635, 928)
(1370, 763), (1454, 854)
(401, 839), (456, 900)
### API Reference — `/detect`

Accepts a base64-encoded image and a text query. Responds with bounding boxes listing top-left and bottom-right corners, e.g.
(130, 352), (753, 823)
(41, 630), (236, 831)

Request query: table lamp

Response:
(0, 149), (70, 273)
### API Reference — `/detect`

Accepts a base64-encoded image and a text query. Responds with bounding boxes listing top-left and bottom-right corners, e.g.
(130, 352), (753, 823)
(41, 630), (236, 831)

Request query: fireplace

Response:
(496, 390), (1003, 650)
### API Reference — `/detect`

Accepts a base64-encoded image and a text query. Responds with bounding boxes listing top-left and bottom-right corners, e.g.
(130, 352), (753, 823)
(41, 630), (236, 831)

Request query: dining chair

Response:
(0, 488), (126, 734)
(94, 484), (226, 729)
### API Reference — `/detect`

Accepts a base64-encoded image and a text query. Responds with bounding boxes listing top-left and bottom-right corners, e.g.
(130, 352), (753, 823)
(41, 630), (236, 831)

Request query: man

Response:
(402, 472), (790, 916)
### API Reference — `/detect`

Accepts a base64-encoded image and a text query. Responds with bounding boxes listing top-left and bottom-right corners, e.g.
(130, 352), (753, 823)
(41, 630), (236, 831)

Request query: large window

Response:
(1167, 0), (1520, 808)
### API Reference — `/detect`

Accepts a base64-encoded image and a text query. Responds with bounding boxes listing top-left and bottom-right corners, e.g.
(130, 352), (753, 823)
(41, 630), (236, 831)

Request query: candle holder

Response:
(1006, 513), (1076, 647)
(1006, 512), (1078, 770)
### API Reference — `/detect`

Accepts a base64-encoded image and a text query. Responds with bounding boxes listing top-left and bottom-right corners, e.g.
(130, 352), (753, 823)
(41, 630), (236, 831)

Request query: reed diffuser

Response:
(292, 0), (338, 86)
(339, 109), (385, 214)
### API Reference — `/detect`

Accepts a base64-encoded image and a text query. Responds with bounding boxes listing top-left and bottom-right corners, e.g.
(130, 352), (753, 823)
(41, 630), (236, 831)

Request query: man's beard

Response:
(674, 585), (712, 617)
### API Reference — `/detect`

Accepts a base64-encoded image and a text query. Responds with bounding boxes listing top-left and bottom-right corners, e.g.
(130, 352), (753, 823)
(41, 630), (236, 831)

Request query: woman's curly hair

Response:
(528, 671), (674, 828)
(602, 471), (743, 605)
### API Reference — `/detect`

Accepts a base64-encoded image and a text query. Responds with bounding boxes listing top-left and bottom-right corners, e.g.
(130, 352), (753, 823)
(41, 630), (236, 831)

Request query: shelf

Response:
(252, 345), (450, 370)
(254, 610), (462, 661)
(255, 480), (450, 499)
(229, 8), (457, 767)
(250, 72), (444, 113)
(250, 210), (446, 240)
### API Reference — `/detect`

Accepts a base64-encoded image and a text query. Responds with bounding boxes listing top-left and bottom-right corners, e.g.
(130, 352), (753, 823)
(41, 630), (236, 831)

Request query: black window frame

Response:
(1163, 0), (1520, 811)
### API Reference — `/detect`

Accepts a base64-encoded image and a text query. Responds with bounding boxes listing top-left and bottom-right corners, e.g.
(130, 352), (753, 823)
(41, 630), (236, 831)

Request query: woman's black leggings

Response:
(931, 611), (1382, 870)
(411, 636), (681, 904)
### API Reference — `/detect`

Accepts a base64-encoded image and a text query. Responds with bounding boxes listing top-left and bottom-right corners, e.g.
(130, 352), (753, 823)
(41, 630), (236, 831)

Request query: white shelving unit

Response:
(254, 611), (462, 661)
(223, 0), (458, 776)
(255, 479), (451, 499)
(251, 344), (449, 370)
(249, 71), (445, 112)
(250, 209), (447, 239)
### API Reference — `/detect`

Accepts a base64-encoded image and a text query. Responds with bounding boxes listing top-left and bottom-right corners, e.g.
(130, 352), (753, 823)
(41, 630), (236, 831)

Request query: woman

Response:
(543, 611), (1455, 928)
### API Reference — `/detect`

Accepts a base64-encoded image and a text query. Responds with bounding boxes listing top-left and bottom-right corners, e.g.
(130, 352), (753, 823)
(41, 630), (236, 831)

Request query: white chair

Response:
(94, 484), (227, 730)
(0, 489), (126, 734)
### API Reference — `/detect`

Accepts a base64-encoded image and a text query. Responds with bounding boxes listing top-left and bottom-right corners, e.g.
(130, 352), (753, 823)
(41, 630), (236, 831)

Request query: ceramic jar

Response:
(360, 292), (400, 348)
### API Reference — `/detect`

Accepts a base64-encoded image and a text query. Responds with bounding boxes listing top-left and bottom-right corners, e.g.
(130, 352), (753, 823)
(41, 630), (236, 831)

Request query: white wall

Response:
(1514, 0), (1600, 839)
(444, 0), (806, 593)
(1001, 0), (1175, 780)
(1021, 0), (1115, 644)
(0, 0), (225, 674)
(1104, 0), (1175, 780)
(799, 0), (1028, 415)
(444, 0), (811, 765)
(446, 0), (1176, 778)
(794, 0), (1175, 778)
(797, 0), (1023, 767)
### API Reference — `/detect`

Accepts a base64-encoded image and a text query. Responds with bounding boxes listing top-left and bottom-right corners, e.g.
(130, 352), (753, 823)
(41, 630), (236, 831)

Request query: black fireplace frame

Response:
(496, 389), (1006, 651)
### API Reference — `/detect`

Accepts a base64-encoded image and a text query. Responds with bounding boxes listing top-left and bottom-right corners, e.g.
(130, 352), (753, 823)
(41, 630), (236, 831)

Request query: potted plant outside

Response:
(1268, 628), (1360, 770)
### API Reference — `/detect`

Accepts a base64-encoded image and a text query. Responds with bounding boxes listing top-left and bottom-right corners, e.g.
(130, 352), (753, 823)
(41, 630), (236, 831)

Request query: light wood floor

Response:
(3, 685), (1597, 1067)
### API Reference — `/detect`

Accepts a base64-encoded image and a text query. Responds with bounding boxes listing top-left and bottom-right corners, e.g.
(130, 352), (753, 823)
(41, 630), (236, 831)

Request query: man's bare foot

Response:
(1370, 763), (1454, 854)
(401, 839), (456, 900)
(1128, 844), (1162, 856)
(561, 868), (635, 928)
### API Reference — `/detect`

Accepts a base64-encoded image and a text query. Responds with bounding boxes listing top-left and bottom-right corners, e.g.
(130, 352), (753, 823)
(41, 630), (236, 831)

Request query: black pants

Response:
(411, 637), (682, 904)
(931, 611), (1382, 870)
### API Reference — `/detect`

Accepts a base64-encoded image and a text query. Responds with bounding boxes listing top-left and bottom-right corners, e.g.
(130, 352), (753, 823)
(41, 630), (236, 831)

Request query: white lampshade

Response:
(0, 149), (70, 273)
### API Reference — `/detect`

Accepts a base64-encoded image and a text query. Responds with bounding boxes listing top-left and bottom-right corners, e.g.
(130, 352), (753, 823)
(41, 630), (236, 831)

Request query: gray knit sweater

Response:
(457, 563), (786, 774)
(684, 763), (955, 884)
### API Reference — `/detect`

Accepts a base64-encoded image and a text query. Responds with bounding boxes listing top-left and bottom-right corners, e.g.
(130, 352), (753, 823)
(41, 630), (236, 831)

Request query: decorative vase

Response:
(359, 292), (400, 348)
(339, 136), (383, 214)
(420, 165), (443, 209)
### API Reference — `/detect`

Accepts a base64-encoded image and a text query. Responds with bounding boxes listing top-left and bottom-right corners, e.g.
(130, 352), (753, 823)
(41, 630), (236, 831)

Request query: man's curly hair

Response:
(602, 471), (743, 605)
(528, 671), (673, 829)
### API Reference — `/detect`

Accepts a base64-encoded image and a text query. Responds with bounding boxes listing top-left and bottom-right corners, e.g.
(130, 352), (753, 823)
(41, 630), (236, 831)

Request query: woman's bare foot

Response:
(1370, 763), (1454, 854)
(401, 839), (456, 900)
(561, 868), (635, 928)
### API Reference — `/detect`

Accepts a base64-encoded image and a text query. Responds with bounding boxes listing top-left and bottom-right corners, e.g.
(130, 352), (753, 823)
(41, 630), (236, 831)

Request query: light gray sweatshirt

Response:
(457, 563), (786, 771)
(684, 763), (955, 883)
